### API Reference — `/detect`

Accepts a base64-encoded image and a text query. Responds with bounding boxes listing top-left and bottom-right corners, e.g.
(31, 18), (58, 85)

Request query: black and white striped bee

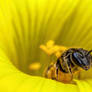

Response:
(44, 48), (92, 83)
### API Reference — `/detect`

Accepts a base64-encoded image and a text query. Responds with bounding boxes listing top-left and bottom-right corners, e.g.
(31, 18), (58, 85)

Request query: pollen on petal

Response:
(29, 62), (41, 71)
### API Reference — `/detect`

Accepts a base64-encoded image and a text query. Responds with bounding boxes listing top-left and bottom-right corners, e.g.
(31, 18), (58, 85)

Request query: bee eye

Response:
(72, 52), (83, 65)
(72, 52), (90, 70)
(74, 52), (84, 59)
(78, 53), (83, 58)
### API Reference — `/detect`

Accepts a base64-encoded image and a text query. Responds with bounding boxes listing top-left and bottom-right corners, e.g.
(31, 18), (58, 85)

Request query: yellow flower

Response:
(0, 0), (92, 92)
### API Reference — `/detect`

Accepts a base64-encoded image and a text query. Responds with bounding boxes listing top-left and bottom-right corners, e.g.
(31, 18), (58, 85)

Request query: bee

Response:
(40, 40), (92, 83)
(43, 48), (92, 83)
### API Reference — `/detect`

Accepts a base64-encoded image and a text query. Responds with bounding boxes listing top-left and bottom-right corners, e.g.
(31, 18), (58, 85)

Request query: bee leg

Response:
(56, 58), (66, 80)
(63, 52), (73, 73)
(67, 55), (74, 79)
(67, 61), (72, 73)
(57, 58), (68, 73)
(44, 65), (53, 78)
(67, 56), (73, 73)
(56, 63), (59, 80)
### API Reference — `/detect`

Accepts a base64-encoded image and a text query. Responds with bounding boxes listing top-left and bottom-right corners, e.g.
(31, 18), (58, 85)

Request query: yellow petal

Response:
(0, 0), (92, 92)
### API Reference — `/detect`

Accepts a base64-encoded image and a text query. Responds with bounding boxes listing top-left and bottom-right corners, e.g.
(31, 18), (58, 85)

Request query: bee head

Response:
(72, 49), (92, 70)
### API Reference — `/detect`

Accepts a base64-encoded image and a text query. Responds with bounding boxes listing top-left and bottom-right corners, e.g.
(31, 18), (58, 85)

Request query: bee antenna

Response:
(86, 50), (92, 56)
